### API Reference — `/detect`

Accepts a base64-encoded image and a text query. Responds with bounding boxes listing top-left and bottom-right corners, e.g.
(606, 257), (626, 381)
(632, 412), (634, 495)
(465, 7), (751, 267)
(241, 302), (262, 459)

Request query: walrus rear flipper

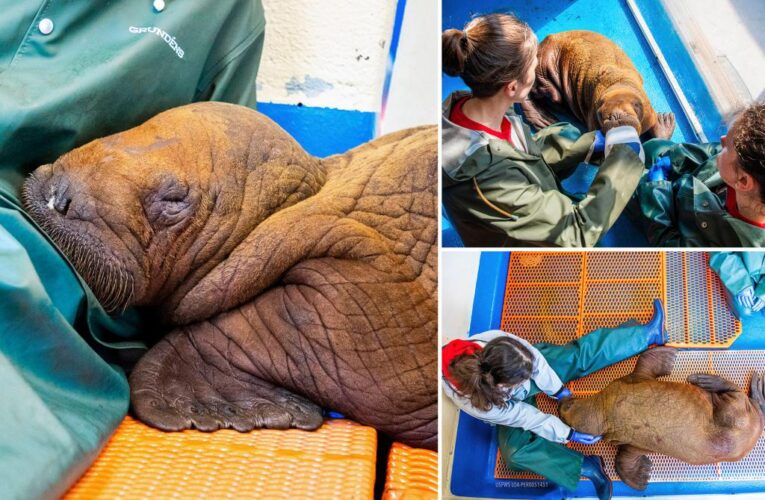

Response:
(751, 372), (765, 416)
(632, 346), (677, 380)
(615, 445), (652, 491)
(520, 97), (558, 131)
(130, 328), (324, 433)
(688, 374), (739, 393)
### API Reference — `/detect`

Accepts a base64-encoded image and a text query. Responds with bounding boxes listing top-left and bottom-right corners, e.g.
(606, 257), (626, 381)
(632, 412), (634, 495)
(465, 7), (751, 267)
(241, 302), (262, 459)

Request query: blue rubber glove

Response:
(570, 430), (603, 445)
(647, 156), (672, 182)
(737, 286), (756, 310)
(322, 409), (346, 419)
(592, 130), (606, 153)
(552, 387), (572, 400)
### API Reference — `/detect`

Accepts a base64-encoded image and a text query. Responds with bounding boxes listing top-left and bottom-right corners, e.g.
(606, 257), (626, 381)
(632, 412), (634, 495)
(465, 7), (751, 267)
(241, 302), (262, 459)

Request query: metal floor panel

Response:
(501, 252), (741, 349)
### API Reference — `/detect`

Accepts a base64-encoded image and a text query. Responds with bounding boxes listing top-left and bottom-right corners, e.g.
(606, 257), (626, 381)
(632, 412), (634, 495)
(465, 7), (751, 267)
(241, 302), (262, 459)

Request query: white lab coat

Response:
(443, 330), (572, 443)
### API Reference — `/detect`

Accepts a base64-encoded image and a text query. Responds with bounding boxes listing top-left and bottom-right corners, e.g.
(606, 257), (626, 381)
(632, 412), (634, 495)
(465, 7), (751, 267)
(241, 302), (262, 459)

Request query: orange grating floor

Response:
(382, 443), (438, 500)
(495, 350), (765, 482)
(502, 251), (741, 348)
(65, 417), (377, 499)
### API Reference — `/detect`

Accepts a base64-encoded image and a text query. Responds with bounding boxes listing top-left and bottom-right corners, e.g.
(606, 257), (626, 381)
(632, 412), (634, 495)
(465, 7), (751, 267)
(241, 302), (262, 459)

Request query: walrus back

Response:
(600, 379), (761, 464)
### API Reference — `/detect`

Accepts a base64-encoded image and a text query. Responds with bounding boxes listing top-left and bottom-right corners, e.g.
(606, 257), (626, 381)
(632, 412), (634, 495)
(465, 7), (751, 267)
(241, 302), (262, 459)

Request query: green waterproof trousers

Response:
(496, 322), (651, 491)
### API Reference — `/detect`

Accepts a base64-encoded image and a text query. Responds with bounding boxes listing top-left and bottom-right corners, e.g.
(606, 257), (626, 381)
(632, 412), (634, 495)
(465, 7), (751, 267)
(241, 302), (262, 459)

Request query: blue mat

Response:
(449, 252), (765, 498)
(441, 0), (724, 247)
(257, 102), (376, 158)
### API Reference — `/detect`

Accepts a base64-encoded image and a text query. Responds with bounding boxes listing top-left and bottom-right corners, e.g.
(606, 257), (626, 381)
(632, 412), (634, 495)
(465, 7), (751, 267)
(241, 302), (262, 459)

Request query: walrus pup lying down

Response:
(521, 30), (676, 138)
(22, 102), (437, 450)
(560, 347), (765, 490)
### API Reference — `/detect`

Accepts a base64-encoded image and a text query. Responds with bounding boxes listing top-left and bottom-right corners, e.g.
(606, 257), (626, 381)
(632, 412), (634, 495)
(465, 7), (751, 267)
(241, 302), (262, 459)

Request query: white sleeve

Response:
(454, 394), (571, 443)
(443, 381), (572, 443)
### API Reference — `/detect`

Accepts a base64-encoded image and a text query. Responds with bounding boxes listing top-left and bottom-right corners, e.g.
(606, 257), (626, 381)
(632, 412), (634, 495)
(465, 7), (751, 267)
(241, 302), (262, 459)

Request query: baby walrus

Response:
(521, 30), (676, 138)
(560, 347), (765, 490)
(21, 102), (437, 450)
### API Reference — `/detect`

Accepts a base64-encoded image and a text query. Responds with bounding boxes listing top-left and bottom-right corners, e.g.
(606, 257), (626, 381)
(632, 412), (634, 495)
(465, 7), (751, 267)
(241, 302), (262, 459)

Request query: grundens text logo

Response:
(129, 26), (184, 59)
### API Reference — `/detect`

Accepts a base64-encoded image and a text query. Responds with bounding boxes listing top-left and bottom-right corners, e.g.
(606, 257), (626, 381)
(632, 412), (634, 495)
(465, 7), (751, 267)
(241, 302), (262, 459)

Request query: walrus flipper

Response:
(641, 112), (676, 141)
(751, 372), (765, 415)
(688, 373), (739, 393)
(632, 346), (677, 380)
(129, 329), (324, 433)
(615, 445), (652, 491)
(520, 97), (558, 130)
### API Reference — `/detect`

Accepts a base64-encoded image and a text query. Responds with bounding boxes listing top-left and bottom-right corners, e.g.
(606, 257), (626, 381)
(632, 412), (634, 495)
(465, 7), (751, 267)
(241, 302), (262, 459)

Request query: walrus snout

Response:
(22, 159), (147, 313)
(23, 164), (81, 220)
(597, 87), (651, 134)
(601, 112), (642, 133)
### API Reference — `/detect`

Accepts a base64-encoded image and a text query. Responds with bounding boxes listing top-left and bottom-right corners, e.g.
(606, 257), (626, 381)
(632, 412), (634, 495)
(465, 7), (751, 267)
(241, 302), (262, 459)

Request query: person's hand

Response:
(552, 387), (572, 400)
(647, 156), (672, 182)
(737, 286), (757, 310)
(569, 430), (602, 445)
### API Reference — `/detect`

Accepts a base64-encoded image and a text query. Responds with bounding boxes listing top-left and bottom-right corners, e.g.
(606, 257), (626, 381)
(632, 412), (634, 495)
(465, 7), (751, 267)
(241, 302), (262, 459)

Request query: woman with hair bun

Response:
(442, 13), (647, 247)
(443, 300), (669, 500)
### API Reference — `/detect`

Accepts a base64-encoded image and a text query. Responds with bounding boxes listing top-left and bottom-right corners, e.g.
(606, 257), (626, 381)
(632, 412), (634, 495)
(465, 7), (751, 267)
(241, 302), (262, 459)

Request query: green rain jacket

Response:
(0, 1), (264, 498)
(630, 139), (765, 247)
(441, 91), (646, 247)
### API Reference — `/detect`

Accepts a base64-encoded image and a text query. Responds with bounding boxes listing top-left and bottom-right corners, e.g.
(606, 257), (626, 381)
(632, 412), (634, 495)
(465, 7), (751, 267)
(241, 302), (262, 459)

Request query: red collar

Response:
(442, 339), (483, 389)
(449, 96), (514, 144)
(726, 190), (765, 229)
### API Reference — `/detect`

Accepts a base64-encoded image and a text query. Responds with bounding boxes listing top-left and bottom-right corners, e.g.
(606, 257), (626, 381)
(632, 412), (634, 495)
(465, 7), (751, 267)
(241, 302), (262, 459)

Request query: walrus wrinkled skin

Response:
(22, 102), (437, 450)
(521, 30), (673, 137)
(560, 347), (765, 490)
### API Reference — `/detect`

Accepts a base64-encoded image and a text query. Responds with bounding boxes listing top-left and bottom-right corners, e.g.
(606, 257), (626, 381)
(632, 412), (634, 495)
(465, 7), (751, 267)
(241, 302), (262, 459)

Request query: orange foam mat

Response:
(382, 443), (438, 500)
(501, 252), (741, 348)
(495, 350), (765, 483)
(66, 417), (377, 499)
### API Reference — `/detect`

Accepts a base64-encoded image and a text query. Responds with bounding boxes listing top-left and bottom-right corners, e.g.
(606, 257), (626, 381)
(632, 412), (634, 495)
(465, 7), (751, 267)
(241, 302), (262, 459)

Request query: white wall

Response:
(258, 0), (438, 133)
(441, 251), (480, 499)
(379, 0), (440, 134)
(259, 0), (397, 112)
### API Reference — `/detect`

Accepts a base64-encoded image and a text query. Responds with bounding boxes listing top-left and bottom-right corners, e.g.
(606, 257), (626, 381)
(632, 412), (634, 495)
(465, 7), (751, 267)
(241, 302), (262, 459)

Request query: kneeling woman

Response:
(442, 13), (646, 247)
(442, 300), (668, 500)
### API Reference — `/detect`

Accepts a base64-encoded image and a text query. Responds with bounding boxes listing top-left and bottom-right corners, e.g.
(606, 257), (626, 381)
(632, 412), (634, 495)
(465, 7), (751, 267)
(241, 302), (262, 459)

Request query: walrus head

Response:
(596, 84), (656, 134)
(559, 396), (604, 435)
(22, 102), (325, 315)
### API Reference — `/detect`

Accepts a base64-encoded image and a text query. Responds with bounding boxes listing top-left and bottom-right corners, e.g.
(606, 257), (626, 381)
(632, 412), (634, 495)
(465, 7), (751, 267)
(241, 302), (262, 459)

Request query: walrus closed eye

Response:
(22, 102), (438, 450)
(559, 347), (765, 490)
(520, 30), (676, 139)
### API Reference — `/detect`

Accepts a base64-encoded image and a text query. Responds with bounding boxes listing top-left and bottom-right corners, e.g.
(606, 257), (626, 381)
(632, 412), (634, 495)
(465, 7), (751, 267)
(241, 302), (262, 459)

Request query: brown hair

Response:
(448, 336), (534, 412)
(731, 102), (765, 202)
(442, 13), (537, 98)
